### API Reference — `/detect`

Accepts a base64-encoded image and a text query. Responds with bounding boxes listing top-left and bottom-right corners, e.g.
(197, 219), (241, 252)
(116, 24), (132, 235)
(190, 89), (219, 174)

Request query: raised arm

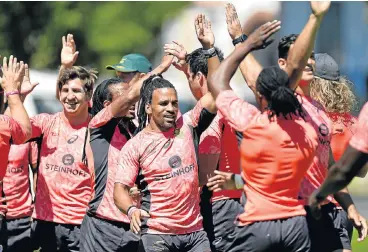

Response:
(0, 56), (31, 142)
(208, 21), (281, 99)
(225, 3), (263, 95)
(285, 1), (330, 89)
(109, 54), (174, 118)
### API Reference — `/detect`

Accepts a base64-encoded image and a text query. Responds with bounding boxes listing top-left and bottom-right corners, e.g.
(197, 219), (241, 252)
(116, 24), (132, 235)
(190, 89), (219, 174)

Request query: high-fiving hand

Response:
(61, 34), (79, 68)
(247, 20), (281, 51)
(225, 3), (243, 41)
(195, 14), (215, 49)
(310, 1), (331, 18)
(164, 41), (188, 72)
(0, 55), (25, 93)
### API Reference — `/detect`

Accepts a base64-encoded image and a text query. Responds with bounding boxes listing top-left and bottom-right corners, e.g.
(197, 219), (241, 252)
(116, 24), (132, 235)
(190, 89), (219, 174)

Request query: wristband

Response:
(127, 205), (138, 220)
(232, 34), (248, 46)
(5, 90), (20, 97)
(202, 47), (217, 58)
(234, 174), (245, 189)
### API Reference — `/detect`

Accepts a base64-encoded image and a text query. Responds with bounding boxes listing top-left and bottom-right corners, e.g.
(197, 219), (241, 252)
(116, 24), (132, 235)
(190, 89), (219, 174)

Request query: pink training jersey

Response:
(350, 102), (368, 154)
(0, 115), (30, 180)
(3, 142), (38, 219)
(298, 95), (335, 204)
(30, 112), (93, 225)
(198, 112), (242, 201)
(87, 105), (135, 223)
(216, 90), (318, 225)
(115, 101), (215, 234)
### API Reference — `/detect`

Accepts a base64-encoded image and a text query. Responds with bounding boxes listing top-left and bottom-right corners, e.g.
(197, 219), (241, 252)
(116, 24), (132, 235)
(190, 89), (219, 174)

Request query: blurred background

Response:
(1, 1), (367, 249)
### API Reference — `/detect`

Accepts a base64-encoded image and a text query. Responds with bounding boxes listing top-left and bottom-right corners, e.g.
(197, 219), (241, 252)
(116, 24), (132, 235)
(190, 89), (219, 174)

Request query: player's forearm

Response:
(113, 183), (135, 215)
(209, 42), (254, 99)
(286, 14), (323, 89)
(237, 46), (263, 95)
(7, 95), (31, 142)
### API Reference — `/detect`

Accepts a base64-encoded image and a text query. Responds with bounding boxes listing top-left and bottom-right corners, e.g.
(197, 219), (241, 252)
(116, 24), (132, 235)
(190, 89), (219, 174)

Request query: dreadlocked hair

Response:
(256, 66), (305, 120)
(135, 74), (177, 135)
(91, 78), (122, 116)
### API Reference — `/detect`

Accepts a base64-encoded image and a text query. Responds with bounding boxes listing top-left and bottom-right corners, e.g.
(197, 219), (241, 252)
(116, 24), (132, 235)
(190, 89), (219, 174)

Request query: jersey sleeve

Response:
(349, 102), (368, 154)
(216, 90), (260, 132)
(199, 114), (223, 154)
(30, 113), (52, 139)
(1, 115), (29, 144)
(184, 100), (216, 137)
(29, 141), (39, 166)
(89, 105), (114, 129)
(115, 138), (140, 188)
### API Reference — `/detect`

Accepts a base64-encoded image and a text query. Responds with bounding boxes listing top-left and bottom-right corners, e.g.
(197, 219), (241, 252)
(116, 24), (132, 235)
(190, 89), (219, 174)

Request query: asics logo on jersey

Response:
(67, 135), (79, 144)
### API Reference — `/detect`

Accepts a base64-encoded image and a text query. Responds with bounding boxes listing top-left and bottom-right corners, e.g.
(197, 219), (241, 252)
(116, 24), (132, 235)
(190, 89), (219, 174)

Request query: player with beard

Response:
(114, 74), (217, 252)
(223, 2), (367, 251)
(163, 14), (243, 252)
(80, 53), (174, 252)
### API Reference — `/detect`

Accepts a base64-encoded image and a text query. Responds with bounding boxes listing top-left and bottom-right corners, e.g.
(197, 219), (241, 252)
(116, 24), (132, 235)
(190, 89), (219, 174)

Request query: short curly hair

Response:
(310, 76), (358, 113)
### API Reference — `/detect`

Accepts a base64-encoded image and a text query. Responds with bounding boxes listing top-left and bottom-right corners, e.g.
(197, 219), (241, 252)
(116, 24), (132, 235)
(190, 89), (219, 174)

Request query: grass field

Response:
(352, 229), (368, 251)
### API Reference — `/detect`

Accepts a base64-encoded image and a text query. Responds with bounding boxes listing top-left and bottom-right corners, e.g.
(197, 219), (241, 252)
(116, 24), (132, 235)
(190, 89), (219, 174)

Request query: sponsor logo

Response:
(67, 135), (79, 144)
(168, 155), (182, 169)
(62, 154), (75, 166)
(45, 163), (88, 177)
(154, 164), (195, 181)
(7, 165), (24, 174)
(318, 123), (330, 146)
(318, 123), (329, 137)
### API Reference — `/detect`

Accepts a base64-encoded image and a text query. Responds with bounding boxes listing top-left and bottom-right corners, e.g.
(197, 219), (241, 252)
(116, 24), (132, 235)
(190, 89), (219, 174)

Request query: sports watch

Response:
(232, 34), (248, 46)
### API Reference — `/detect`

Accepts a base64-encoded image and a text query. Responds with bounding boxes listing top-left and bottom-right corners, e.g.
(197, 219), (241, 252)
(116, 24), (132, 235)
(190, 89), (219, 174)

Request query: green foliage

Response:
(0, 1), (188, 74)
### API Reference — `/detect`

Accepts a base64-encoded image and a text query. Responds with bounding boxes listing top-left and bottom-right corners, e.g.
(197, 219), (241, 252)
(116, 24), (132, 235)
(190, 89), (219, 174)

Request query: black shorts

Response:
(6, 216), (32, 252)
(305, 203), (353, 251)
(31, 219), (81, 252)
(202, 199), (243, 252)
(80, 213), (139, 252)
(139, 230), (211, 252)
(0, 215), (6, 251)
(228, 215), (311, 252)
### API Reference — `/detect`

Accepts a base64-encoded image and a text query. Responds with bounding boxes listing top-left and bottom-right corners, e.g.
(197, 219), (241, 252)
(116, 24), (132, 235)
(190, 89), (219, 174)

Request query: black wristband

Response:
(232, 34), (248, 46)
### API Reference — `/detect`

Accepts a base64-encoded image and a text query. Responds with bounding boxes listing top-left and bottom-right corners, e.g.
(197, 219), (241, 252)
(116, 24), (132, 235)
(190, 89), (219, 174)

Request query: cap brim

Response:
(105, 64), (136, 72)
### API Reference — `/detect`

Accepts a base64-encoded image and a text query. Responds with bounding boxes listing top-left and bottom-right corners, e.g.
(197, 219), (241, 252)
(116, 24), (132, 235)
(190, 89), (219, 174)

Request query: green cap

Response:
(106, 53), (152, 73)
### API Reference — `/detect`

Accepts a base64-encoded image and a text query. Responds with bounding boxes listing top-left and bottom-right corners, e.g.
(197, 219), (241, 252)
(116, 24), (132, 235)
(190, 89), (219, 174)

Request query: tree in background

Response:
(0, 1), (188, 74)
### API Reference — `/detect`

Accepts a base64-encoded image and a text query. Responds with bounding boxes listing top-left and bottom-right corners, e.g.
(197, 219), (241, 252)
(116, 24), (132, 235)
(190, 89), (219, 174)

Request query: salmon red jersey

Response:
(328, 112), (357, 161)
(0, 115), (30, 179)
(198, 112), (242, 201)
(298, 96), (334, 204)
(350, 102), (368, 154)
(216, 90), (318, 225)
(87, 105), (135, 223)
(30, 112), (92, 225)
(3, 142), (38, 219)
(115, 101), (215, 234)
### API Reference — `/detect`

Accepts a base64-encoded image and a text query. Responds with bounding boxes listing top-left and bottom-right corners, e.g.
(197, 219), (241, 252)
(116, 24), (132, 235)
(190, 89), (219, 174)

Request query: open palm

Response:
(61, 34), (79, 68)
(20, 64), (39, 96)
(195, 14), (215, 49)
